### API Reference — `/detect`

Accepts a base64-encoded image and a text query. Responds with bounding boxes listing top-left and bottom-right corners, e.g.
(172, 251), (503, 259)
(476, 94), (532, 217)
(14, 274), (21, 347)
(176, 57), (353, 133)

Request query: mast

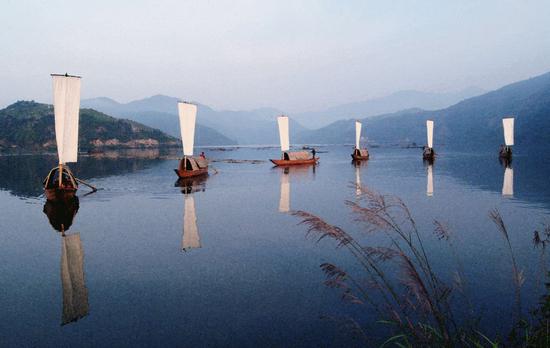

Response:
(355, 121), (362, 149)
(426, 120), (434, 149)
(178, 102), (197, 164)
(52, 74), (81, 187)
(277, 116), (290, 152)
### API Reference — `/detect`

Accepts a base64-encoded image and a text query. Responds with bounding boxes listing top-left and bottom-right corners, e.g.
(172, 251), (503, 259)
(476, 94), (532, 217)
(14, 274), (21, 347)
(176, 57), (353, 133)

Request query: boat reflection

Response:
(43, 196), (80, 232)
(42, 197), (89, 325)
(177, 177), (207, 251)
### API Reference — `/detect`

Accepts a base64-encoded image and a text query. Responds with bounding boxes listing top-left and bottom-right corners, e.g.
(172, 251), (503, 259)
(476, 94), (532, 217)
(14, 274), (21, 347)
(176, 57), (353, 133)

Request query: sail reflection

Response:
(61, 233), (89, 325)
(43, 196), (89, 325)
(353, 160), (367, 196)
(176, 177), (207, 251)
(427, 163), (434, 197)
(279, 170), (290, 212)
(502, 165), (514, 197)
(277, 166), (316, 213)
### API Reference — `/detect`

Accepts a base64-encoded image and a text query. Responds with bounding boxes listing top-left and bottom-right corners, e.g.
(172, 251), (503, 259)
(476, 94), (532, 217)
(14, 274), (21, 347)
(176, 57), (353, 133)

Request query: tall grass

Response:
(292, 185), (546, 346)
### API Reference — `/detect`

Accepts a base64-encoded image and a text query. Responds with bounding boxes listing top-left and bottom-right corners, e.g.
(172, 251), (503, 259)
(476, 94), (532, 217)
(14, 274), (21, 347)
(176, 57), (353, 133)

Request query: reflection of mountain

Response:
(61, 233), (89, 325)
(437, 153), (550, 209)
(0, 154), (164, 198)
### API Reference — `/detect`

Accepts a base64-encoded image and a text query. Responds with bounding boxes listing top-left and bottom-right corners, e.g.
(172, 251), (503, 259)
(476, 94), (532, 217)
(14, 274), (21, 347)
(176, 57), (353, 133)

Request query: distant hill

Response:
(0, 101), (178, 151)
(293, 87), (485, 129)
(82, 95), (305, 145)
(296, 72), (550, 152)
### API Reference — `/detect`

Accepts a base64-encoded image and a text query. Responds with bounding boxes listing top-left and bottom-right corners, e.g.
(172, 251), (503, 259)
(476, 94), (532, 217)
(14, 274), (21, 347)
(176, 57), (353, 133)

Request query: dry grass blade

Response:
(399, 252), (434, 314)
(489, 209), (509, 242)
(433, 220), (451, 241)
(292, 211), (352, 247)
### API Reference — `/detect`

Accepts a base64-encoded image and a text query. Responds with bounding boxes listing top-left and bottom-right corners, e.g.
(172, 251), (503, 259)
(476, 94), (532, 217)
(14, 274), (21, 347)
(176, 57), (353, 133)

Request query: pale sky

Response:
(1, 0), (550, 112)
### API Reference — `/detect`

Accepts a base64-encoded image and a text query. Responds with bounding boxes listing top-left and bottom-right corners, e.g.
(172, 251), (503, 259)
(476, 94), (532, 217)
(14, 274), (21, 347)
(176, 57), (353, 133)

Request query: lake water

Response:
(1, 146), (549, 346)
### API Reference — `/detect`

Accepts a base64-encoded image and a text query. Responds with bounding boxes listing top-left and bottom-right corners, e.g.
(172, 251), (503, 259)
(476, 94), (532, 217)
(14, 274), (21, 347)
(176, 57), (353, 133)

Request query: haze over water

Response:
(1, 146), (549, 346)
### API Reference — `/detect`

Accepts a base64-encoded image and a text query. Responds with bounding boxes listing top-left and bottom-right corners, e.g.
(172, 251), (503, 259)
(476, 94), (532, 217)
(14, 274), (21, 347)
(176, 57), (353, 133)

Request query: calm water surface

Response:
(1, 146), (549, 346)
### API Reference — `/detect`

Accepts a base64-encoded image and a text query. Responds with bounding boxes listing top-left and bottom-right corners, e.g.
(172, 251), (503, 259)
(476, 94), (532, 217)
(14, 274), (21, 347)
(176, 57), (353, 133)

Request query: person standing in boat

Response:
(200, 151), (206, 159)
(311, 148), (316, 159)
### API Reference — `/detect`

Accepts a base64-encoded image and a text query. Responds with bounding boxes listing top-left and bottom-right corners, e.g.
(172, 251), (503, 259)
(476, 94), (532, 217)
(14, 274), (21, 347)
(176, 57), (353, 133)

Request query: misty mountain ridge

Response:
(82, 95), (299, 145)
(296, 72), (550, 152)
(293, 87), (486, 128)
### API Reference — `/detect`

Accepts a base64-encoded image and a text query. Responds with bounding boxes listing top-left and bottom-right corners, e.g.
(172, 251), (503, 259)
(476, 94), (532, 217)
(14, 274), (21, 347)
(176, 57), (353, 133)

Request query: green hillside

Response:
(0, 101), (178, 151)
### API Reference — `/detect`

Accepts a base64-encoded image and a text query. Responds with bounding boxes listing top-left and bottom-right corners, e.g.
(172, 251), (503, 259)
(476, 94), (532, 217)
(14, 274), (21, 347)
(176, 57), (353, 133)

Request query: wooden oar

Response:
(75, 177), (97, 193)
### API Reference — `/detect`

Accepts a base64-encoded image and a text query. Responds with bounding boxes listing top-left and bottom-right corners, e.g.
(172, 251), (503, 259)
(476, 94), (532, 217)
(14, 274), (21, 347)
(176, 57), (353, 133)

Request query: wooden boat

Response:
(499, 117), (514, 160)
(44, 166), (78, 201)
(351, 121), (370, 160)
(175, 101), (209, 178)
(352, 148), (370, 161)
(175, 156), (209, 178)
(270, 116), (318, 166)
(44, 74), (86, 201)
(423, 120), (435, 161)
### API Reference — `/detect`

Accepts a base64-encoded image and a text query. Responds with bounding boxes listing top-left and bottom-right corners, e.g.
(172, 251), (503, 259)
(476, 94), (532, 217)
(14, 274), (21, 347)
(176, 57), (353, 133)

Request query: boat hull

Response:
(174, 167), (209, 178)
(270, 158), (318, 166)
(351, 154), (369, 161)
(499, 148), (512, 160)
(45, 187), (77, 202)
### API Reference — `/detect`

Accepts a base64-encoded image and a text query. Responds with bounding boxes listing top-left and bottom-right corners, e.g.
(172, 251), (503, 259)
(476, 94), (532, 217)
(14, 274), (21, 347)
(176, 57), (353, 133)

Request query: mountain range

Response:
(82, 87), (485, 144)
(293, 87), (486, 128)
(296, 72), (550, 151)
(82, 96), (303, 145)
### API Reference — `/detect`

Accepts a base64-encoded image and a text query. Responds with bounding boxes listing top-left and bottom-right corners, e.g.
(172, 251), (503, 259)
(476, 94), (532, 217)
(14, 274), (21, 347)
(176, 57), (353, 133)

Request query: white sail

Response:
(277, 116), (290, 152)
(60, 233), (89, 325)
(503, 117), (514, 146)
(426, 120), (434, 148)
(355, 165), (362, 196)
(183, 195), (201, 250)
(279, 172), (290, 212)
(355, 121), (362, 149)
(52, 74), (81, 164)
(178, 102), (197, 156)
(427, 164), (434, 197)
(502, 167), (514, 197)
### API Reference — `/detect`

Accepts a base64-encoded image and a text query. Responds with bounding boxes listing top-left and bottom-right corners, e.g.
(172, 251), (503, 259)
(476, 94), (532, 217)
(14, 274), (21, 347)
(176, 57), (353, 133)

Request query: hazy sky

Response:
(2, 0), (550, 112)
